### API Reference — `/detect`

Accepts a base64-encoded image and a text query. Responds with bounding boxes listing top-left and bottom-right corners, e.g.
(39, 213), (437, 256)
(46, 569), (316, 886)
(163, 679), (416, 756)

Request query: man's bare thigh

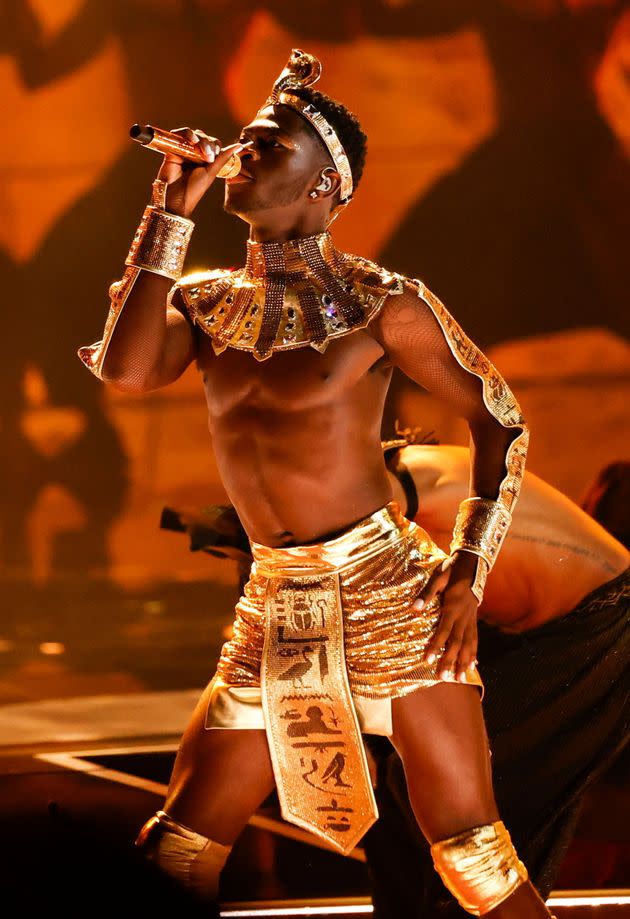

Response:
(391, 682), (499, 842)
(163, 682), (276, 844)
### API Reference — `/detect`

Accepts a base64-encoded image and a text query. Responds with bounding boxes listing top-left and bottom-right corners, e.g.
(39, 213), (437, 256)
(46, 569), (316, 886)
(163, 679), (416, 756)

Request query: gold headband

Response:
(262, 49), (354, 204)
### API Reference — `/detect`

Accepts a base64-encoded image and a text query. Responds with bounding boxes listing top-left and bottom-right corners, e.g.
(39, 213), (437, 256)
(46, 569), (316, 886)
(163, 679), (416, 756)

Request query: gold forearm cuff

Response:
(125, 205), (194, 280)
(450, 498), (512, 603)
(430, 820), (528, 915)
(78, 201), (191, 378)
(450, 497), (512, 569)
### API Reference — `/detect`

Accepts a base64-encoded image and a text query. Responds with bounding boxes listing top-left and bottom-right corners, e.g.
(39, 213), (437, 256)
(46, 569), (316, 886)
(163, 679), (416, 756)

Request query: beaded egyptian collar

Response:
(174, 232), (403, 361)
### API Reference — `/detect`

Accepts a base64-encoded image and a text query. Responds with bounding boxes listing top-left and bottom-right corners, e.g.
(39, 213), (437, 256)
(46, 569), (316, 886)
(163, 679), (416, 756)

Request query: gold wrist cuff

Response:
(125, 205), (194, 280)
(450, 497), (511, 570)
(430, 820), (528, 915)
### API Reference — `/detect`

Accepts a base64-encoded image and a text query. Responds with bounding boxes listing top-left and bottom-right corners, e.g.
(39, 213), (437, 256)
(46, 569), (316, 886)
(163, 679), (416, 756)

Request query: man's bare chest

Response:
(196, 330), (388, 417)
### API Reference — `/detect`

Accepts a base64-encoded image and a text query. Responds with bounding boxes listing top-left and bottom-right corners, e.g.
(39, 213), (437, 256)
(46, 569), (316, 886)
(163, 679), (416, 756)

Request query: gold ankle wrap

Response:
(430, 820), (528, 916)
(136, 810), (232, 900)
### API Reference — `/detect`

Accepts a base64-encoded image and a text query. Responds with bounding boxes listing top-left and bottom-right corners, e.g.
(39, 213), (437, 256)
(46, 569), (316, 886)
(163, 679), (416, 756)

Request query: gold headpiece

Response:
(262, 49), (354, 205)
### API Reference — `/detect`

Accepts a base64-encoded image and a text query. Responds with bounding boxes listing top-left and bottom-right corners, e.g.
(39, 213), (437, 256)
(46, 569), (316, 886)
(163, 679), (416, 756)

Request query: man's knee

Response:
(392, 746), (498, 842)
(135, 810), (232, 904)
(430, 820), (528, 916)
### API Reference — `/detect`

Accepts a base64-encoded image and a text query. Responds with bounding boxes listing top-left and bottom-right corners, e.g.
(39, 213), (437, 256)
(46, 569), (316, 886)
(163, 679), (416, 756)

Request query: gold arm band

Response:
(78, 197), (191, 378)
(414, 281), (529, 517)
(125, 205), (194, 280)
(430, 820), (529, 916)
(450, 498), (512, 604)
(450, 497), (512, 568)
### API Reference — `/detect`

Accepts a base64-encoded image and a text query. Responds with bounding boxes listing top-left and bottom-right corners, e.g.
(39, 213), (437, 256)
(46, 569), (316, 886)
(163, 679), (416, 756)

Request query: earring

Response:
(309, 190), (318, 198)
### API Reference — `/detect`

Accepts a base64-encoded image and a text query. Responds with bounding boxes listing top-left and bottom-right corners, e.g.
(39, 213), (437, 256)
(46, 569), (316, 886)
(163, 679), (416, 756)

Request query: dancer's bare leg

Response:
(135, 680), (276, 906)
(391, 683), (552, 917)
(164, 687), (275, 845)
(164, 682), (276, 843)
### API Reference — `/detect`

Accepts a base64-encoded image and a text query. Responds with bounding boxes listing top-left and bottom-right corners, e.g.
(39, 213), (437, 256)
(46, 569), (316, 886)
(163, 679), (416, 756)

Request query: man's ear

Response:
(311, 166), (341, 198)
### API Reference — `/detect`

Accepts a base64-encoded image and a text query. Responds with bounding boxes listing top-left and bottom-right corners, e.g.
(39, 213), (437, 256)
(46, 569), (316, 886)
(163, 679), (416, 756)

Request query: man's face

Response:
(224, 104), (329, 219)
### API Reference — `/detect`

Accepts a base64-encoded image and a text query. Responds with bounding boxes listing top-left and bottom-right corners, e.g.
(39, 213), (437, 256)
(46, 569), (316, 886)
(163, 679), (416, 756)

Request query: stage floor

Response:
(0, 691), (628, 916)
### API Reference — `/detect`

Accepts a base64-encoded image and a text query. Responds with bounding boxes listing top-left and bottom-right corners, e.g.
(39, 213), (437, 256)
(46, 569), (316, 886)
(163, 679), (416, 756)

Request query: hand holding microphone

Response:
(130, 124), (252, 219)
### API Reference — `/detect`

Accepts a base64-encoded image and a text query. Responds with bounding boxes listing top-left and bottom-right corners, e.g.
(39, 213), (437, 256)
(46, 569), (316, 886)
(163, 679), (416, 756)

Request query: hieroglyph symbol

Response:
(316, 798), (354, 833)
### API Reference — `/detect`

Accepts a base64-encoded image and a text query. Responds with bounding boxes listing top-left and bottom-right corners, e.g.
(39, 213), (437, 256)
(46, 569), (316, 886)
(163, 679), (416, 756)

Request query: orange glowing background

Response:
(1, 0), (629, 593)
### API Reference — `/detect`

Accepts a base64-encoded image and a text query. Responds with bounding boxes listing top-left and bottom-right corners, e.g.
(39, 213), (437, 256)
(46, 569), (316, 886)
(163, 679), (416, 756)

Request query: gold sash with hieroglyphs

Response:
(261, 570), (378, 854)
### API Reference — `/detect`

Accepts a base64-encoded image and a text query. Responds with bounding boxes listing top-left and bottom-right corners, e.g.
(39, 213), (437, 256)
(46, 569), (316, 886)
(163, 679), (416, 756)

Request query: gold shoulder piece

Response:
(339, 251), (405, 300)
(172, 268), (240, 318)
(176, 268), (237, 291)
(412, 278), (529, 513)
(410, 279), (529, 602)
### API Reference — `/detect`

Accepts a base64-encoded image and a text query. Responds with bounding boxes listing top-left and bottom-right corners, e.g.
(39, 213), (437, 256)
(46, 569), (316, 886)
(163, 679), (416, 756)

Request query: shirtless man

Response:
(80, 49), (552, 917)
(165, 441), (629, 911)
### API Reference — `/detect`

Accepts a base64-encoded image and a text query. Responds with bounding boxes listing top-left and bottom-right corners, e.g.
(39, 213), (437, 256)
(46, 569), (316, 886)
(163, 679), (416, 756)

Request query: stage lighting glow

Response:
(220, 909), (373, 917)
(220, 890), (630, 917)
(39, 642), (65, 655)
(547, 891), (630, 906)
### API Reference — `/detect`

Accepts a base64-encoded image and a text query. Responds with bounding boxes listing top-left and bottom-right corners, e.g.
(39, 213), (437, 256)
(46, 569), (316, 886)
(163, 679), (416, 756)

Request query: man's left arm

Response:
(372, 280), (529, 681)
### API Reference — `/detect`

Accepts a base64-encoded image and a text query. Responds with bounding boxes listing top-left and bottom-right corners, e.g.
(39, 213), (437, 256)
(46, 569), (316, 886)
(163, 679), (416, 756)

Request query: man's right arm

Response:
(97, 272), (195, 393)
(79, 128), (247, 393)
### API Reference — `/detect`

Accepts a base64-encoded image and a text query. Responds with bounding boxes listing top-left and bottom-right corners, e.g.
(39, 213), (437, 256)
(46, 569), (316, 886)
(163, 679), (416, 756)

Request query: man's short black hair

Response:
(290, 87), (368, 192)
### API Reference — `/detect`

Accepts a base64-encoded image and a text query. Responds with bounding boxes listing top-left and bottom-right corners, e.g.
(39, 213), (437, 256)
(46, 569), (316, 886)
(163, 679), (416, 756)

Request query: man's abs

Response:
(213, 420), (393, 546)
(199, 330), (394, 546)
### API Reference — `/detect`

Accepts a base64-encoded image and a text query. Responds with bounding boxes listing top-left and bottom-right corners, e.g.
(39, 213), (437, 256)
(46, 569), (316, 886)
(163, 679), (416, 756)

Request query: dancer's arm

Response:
(78, 130), (245, 392)
(373, 281), (528, 678)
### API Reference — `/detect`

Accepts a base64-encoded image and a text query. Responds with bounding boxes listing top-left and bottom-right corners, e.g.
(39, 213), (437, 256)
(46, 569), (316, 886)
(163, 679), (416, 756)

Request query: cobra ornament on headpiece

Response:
(262, 49), (354, 206)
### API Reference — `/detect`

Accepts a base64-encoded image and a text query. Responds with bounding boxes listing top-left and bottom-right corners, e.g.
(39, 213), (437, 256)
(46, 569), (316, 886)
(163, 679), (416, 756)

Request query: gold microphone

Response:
(130, 124), (251, 179)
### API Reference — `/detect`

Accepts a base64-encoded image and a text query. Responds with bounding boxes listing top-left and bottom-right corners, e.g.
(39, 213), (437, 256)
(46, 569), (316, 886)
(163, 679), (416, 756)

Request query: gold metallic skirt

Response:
(207, 502), (482, 737)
